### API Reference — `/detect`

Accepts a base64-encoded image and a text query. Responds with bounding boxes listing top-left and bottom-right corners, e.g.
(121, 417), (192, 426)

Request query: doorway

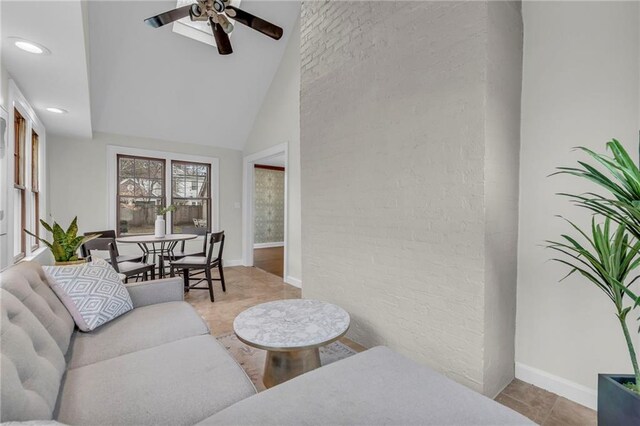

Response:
(253, 161), (285, 276)
(242, 144), (288, 279)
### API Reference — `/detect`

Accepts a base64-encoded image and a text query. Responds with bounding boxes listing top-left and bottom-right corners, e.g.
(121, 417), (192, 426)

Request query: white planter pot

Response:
(155, 215), (166, 238)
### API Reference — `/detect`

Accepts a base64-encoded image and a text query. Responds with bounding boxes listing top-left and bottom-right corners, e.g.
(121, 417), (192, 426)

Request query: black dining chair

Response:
(170, 231), (226, 302)
(81, 230), (145, 264)
(108, 242), (156, 282)
(83, 238), (155, 282)
(162, 226), (209, 262)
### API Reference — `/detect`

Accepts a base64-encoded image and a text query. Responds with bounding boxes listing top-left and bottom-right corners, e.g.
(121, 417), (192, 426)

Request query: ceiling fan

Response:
(144, 0), (283, 55)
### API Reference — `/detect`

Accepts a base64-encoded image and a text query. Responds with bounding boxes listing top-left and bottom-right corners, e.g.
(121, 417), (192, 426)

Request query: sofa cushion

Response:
(200, 346), (533, 425)
(66, 301), (210, 369)
(43, 259), (133, 332)
(0, 262), (74, 354)
(0, 290), (67, 422)
(56, 335), (256, 425)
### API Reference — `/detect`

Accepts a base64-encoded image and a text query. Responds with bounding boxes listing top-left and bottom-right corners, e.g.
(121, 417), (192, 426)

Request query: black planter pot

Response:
(598, 374), (640, 425)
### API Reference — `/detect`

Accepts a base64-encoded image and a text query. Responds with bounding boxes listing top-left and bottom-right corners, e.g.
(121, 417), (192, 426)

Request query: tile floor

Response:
(185, 265), (596, 425)
(495, 380), (597, 425)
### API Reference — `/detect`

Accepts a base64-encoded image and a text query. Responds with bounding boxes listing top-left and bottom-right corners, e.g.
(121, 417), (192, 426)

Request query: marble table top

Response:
(233, 299), (350, 351)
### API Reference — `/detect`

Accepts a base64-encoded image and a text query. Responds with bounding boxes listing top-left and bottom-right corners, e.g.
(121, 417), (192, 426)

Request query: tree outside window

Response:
(117, 155), (165, 235)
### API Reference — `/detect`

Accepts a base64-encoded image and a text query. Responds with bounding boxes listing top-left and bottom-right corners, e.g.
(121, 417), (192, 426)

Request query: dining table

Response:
(116, 233), (198, 278)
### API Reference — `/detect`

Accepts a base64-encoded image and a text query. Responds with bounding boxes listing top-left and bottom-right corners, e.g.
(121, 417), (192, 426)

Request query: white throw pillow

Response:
(43, 258), (133, 332)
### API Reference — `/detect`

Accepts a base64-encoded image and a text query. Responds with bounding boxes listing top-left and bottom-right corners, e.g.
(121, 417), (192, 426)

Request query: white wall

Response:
(517, 1), (640, 409)
(300, 1), (521, 397)
(1, 63), (8, 110)
(243, 17), (302, 284)
(1, 63), (9, 268)
(47, 132), (244, 263)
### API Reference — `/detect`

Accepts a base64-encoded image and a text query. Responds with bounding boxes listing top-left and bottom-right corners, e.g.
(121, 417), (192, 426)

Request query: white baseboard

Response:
(284, 276), (302, 288)
(222, 259), (243, 267)
(515, 362), (597, 410)
(253, 242), (284, 249)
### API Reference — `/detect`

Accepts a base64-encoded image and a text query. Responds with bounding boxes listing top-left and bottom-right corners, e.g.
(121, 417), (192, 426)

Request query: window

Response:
(3, 81), (47, 268)
(30, 130), (39, 250)
(13, 109), (26, 260)
(117, 155), (165, 235)
(171, 161), (211, 233)
(109, 147), (217, 236)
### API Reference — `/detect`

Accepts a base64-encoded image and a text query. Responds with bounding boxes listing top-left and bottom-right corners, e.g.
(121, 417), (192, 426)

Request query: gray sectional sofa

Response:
(1, 261), (532, 425)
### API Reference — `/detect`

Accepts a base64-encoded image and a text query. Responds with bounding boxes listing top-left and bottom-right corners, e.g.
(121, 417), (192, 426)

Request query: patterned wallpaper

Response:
(254, 167), (285, 244)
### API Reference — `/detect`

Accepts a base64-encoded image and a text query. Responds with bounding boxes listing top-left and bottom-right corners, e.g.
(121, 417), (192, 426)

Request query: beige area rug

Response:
(217, 332), (357, 392)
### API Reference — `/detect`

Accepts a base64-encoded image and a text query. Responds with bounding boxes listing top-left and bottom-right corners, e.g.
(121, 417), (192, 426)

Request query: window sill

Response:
(21, 247), (49, 263)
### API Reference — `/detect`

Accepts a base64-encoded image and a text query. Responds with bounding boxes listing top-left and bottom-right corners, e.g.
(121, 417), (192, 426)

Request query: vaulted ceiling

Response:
(1, 0), (301, 150)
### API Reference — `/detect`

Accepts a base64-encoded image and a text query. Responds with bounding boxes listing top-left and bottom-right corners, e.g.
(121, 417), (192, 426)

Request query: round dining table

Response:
(116, 234), (198, 278)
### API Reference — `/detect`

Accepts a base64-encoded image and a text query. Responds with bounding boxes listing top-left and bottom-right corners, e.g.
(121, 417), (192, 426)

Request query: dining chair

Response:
(82, 238), (155, 282)
(108, 242), (156, 282)
(162, 226), (209, 262)
(81, 230), (145, 264)
(170, 231), (226, 302)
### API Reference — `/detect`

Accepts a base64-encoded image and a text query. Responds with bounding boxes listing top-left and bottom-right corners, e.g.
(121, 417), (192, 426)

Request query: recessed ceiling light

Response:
(46, 107), (67, 114)
(9, 37), (51, 55)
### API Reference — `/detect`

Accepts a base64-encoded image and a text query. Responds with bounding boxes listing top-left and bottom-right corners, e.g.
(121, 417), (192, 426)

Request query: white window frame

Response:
(4, 80), (47, 268)
(106, 146), (220, 234)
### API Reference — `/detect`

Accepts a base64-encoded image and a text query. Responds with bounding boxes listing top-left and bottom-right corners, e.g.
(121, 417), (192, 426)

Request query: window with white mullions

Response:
(117, 155), (166, 235)
(107, 147), (219, 239)
(171, 161), (211, 233)
(3, 81), (47, 268)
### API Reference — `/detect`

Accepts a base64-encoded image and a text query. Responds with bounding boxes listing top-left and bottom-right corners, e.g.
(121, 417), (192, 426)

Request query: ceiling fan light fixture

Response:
(218, 14), (234, 34)
(213, 0), (225, 13)
(189, 3), (203, 19)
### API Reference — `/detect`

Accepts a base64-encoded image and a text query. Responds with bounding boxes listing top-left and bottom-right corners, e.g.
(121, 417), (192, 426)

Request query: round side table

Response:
(233, 299), (350, 388)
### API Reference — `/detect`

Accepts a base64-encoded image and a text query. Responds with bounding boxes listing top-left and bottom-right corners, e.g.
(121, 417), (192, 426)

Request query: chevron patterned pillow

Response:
(44, 258), (133, 332)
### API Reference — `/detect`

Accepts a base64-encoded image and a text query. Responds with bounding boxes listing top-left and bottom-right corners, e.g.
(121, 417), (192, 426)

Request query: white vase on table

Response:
(154, 215), (165, 238)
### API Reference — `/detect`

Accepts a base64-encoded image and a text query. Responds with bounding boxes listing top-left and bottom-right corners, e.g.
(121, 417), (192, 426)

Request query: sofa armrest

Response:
(125, 277), (183, 308)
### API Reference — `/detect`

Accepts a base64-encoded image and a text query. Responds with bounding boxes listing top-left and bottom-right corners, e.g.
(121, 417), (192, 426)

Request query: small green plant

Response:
(551, 139), (640, 395)
(25, 217), (98, 263)
(157, 204), (176, 215)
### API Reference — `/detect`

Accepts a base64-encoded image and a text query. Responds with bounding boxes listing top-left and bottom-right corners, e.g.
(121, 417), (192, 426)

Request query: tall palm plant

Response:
(547, 219), (640, 393)
(552, 139), (640, 394)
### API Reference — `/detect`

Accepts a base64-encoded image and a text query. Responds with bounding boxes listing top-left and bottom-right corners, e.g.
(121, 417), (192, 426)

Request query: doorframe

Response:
(242, 143), (289, 281)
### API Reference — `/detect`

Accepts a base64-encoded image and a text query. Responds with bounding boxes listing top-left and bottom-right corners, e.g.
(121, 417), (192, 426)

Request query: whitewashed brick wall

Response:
(300, 1), (522, 396)
(483, 0), (523, 396)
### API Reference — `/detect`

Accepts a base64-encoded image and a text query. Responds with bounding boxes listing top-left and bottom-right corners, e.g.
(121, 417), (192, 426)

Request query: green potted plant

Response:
(155, 204), (176, 238)
(25, 217), (99, 265)
(551, 139), (640, 425)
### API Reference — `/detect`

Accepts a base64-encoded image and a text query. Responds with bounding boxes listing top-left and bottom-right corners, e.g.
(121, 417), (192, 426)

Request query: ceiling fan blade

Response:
(210, 17), (233, 55)
(144, 5), (192, 28)
(224, 6), (283, 40)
